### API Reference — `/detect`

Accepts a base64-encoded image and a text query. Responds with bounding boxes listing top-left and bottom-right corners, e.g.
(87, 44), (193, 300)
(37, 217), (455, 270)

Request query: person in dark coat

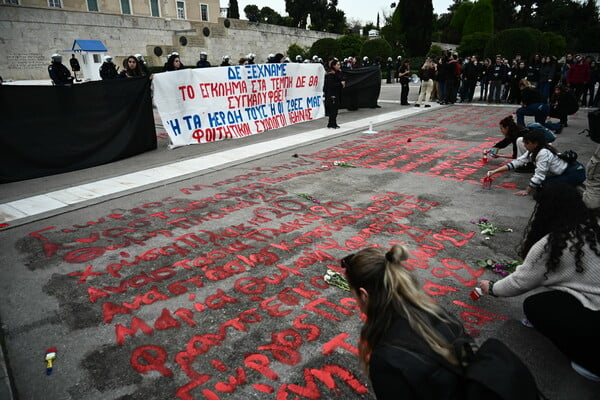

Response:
(342, 245), (469, 399)
(99, 55), (119, 80)
(323, 59), (345, 129)
(398, 59), (411, 105)
(196, 51), (211, 68)
(48, 54), (73, 86)
(516, 79), (549, 126)
(135, 54), (150, 77)
(69, 54), (81, 82)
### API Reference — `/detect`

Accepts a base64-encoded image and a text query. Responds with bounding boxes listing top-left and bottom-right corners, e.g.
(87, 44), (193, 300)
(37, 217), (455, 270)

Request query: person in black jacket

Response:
(99, 55), (119, 80)
(69, 54), (81, 82)
(516, 79), (549, 126)
(342, 244), (469, 400)
(48, 54), (73, 86)
(398, 59), (411, 105)
(490, 115), (528, 160)
(488, 56), (508, 103)
(323, 59), (345, 128)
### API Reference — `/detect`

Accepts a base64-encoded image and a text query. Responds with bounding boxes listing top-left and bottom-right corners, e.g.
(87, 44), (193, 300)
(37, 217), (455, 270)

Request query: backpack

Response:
(558, 150), (578, 164)
(420, 68), (431, 81)
(455, 338), (545, 400)
(526, 122), (556, 143)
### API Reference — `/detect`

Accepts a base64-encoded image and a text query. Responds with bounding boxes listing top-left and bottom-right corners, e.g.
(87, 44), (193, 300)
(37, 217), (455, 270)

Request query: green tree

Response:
(243, 5), (260, 22)
(463, 0), (494, 37)
(457, 32), (492, 57)
(396, 0), (434, 56)
(310, 38), (341, 59)
(447, 1), (473, 42)
(541, 32), (566, 57)
(285, 0), (346, 32)
(359, 38), (393, 61)
(490, 0), (516, 31)
(337, 35), (365, 58)
(260, 7), (283, 24)
(227, 0), (240, 19)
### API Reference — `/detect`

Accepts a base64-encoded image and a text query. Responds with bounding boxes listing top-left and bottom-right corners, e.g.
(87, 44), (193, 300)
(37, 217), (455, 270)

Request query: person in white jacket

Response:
(479, 184), (600, 381)
(486, 129), (585, 196)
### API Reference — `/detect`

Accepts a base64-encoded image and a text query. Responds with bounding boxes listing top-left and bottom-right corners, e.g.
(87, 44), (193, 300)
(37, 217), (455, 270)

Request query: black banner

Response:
(340, 66), (382, 110)
(0, 78), (156, 183)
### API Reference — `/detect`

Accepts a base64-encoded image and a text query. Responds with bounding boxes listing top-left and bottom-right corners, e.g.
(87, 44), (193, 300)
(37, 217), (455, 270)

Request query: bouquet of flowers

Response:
(324, 269), (350, 291)
(471, 217), (513, 236)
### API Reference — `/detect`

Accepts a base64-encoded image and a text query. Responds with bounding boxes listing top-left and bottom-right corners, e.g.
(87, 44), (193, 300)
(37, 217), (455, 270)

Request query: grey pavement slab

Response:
(1, 83), (599, 400)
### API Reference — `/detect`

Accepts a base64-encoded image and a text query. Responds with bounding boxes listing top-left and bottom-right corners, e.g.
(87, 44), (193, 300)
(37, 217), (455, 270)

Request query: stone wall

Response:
(0, 5), (339, 80)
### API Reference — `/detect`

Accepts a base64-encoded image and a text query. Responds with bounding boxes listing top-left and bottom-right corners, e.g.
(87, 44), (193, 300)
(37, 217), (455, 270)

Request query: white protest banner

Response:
(152, 63), (325, 148)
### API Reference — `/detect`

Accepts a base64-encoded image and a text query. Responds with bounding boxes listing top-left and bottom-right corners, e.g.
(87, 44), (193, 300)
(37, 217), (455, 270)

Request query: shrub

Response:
(287, 43), (308, 61)
(484, 28), (545, 60)
(427, 44), (444, 59)
(542, 32), (567, 58)
(457, 32), (493, 59)
(309, 38), (341, 60)
(359, 38), (393, 62)
(336, 35), (365, 59)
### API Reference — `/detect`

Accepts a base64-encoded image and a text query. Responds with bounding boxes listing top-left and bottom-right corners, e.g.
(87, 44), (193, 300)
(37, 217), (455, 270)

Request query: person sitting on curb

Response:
(479, 183), (600, 382)
(486, 129), (586, 195)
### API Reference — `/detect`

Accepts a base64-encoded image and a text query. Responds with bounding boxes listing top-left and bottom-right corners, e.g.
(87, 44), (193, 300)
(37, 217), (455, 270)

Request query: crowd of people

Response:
(405, 52), (599, 109)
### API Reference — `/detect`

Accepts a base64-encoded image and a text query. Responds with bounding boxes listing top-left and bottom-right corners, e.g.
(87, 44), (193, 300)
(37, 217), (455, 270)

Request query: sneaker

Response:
(571, 362), (600, 382)
(424, 104), (431, 108)
(521, 318), (534, 328)
(515, 162), (535, 173)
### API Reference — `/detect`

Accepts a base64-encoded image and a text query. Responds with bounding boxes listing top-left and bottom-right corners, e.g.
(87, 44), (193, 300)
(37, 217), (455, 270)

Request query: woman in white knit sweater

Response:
(479, 184), (600, 381)
(486, 129), (586, 196)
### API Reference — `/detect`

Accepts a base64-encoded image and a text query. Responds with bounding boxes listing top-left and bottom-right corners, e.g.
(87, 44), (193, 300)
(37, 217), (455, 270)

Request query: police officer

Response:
(220, 55), (231, 67)
(295, 55), (303, 63)
(196, 51), (211, 68)
(246, 53), (256, 65)
(99, 55), (119, 80)
(135, 53), (150, 76)
(48, 53), (73, 86)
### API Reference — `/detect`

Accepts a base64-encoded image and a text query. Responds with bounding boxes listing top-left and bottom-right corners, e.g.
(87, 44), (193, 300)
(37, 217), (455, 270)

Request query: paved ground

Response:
(1, 82), (599, 400)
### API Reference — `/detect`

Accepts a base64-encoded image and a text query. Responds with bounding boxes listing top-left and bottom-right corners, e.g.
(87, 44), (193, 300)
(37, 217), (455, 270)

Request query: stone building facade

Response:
(0, 1), (338, 80)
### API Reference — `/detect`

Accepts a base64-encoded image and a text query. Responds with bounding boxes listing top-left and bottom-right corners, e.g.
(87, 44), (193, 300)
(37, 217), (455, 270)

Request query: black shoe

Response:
(401, 102), (410, 105)
(515, 162), (535, 173)
(555, 125), (563, 135)
(424, 104), (431, 108)
(414, 104), (420, 107)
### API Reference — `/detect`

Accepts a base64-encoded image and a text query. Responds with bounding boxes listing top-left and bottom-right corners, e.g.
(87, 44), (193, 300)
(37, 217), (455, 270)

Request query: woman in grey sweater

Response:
(479, 183), (600, 381)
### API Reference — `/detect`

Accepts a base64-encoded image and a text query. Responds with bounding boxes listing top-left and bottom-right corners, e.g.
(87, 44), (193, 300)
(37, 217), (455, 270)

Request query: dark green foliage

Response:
(243, 5), (260, 22)
(259, 7), (283, 24)
(457, 32), (492, 58)
(484, 27), (556, 60)
(359, 38), (393, 61)
(337, 35), (365, 58)
(287, 43), (309, 61)
(285, 0), (346, 33)
(541, 32), (566, 57)
(397, 0), (434, 56)
(463, 0), (494, 37)
(309, 38), (341, 60)
(227, 0), (240, 19)
(450, 1), (473, 30)
(427, 44), (444, 59)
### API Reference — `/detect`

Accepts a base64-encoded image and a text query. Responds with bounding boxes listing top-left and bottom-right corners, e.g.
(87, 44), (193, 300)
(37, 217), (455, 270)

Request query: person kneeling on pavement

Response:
(486, 129), (586, 196)
(479, 183), (600, 382)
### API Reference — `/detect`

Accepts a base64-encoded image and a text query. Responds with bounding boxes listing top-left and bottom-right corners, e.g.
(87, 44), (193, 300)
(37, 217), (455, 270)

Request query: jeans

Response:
(545, 162), (586, 186)
(516, 103), (550, 126)
(524, 290), (600, 375)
